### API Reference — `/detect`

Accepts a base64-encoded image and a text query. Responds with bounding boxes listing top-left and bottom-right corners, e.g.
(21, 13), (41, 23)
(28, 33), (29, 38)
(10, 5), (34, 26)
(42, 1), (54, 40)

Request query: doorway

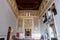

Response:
(25, 29), (31, 36)
(7, 27), (11, 40)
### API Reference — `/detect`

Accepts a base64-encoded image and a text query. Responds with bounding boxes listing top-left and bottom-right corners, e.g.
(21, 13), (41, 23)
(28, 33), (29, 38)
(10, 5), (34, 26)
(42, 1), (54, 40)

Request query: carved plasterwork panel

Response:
(34, 18), (39, 28)
(39, 0), (48, 11)
(17, 18), (23, 32)
(18, 18), (23, 28)
(24, 19), (32, 29)
(32, 17), (40, 33)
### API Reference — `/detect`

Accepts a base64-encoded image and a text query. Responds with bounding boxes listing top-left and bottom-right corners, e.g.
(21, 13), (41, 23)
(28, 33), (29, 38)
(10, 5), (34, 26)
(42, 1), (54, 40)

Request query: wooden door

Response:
(7, 27), (11, 40)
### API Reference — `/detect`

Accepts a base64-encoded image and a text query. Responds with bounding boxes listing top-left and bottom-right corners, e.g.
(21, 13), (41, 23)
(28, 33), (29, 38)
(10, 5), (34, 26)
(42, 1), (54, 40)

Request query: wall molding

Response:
(7, 0), (19, 17)
(39, 0), (54, 18)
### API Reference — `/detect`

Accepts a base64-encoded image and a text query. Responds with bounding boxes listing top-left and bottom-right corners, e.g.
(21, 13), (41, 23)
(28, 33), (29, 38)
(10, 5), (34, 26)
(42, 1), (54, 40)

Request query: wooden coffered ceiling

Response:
(7, 0), (54, 17)
(16, 0), (42, 10)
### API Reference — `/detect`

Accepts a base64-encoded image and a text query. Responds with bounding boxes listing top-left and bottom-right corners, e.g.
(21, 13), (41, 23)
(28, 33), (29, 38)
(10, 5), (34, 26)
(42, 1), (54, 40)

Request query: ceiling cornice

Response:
(38, 0), (54, 17)
(19, 10), (39, 16)
(7, 0), (19, 17)
(7, 0), (54, 18)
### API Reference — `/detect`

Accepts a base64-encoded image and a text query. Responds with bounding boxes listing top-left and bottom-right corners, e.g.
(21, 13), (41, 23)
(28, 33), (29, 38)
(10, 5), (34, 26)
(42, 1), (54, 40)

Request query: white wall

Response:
(0, 0), (16, 40)
(40, 19), (48, 34)
(54, 0), (60, 40)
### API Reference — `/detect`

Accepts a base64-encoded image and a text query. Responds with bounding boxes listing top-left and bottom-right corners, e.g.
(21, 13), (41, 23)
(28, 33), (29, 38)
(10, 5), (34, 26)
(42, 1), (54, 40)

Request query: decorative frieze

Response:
(39, 0), (54, 17)
(19, 10), (39, 16)
(7, 0), (19, 17)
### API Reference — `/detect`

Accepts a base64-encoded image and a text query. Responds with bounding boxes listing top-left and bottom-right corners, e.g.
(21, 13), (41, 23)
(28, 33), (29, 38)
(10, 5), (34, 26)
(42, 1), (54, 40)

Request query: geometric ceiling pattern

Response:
(16, 0), (42, 10)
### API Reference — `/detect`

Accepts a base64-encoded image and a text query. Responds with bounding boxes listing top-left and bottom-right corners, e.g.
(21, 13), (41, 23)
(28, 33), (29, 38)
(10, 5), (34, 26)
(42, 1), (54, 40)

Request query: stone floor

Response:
(16, 39), (40, 40)
(15, 36), (40, 40)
